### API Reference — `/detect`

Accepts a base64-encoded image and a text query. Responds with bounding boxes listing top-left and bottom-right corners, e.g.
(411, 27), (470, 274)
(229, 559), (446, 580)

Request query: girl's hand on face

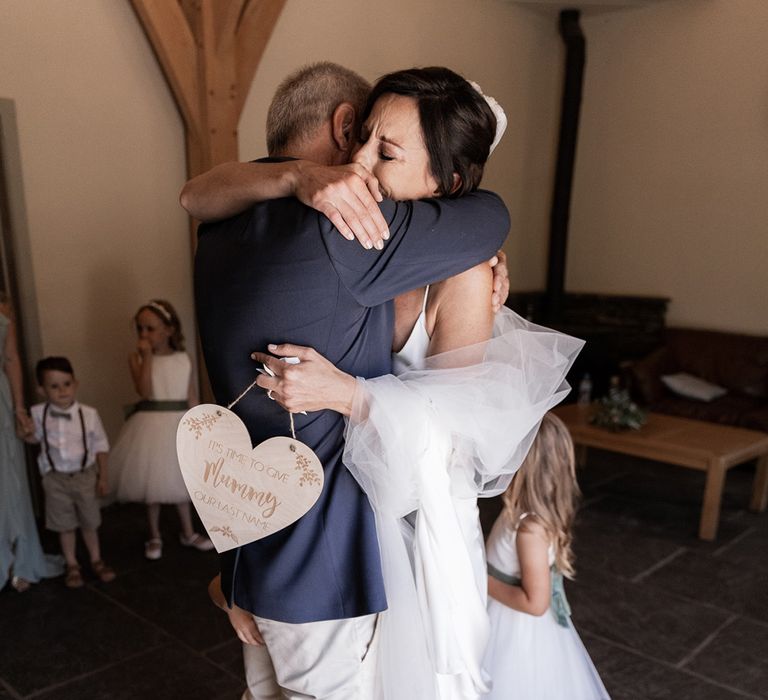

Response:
(252, 344), (357, 417)
(137, 338), (153, 356)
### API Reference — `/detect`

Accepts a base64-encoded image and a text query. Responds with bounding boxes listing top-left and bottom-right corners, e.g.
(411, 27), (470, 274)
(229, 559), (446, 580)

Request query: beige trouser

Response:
(241, 613), (378, 700)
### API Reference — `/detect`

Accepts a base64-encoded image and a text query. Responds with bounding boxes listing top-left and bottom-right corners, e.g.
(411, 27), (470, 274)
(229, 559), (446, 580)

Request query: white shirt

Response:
(30, 401), (110, 475)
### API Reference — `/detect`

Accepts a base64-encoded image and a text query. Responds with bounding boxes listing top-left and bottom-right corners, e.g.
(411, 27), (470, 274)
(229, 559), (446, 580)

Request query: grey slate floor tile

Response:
(584, 633), (757, 700)
(645, 549), (768, 623)
(567, 568), (732, 666)
(685, 617), (768, 698)
(31, 643), (242, 700)
(0, 579), (166, 697)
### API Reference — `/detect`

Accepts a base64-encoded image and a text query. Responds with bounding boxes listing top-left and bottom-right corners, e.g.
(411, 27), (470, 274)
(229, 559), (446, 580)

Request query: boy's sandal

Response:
(65, 565), (84, 589)
(91, 560), (116, 583)
(179, 532), (214, 551)
(10, 575), (31, 593)
(144, 538), (163, 560)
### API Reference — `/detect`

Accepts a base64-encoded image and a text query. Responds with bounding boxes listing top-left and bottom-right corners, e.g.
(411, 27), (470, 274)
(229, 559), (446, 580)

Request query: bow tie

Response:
(49, 409), (72, 420)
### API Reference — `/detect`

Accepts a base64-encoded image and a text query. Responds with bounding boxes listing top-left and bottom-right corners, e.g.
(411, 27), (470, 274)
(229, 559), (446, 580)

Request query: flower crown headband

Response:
(469, 80), (507, 156)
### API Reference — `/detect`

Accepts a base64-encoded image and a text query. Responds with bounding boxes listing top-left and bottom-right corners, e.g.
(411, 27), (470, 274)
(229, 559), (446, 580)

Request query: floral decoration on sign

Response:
(211, 525), (239, 543)
(183, 411), (222, 439)
(295, 452), (321, 487)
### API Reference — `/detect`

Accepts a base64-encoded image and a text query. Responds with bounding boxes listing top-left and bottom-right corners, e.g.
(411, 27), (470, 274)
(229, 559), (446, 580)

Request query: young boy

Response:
(27, 357), (116, 588)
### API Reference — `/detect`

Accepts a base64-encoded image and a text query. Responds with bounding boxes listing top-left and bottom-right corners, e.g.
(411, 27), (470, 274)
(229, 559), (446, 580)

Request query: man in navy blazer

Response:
(190, 62), (509, 699)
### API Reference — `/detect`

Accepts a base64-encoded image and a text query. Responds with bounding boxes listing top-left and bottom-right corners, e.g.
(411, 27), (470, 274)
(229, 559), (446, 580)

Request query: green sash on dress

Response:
(488, 562), (572, 628)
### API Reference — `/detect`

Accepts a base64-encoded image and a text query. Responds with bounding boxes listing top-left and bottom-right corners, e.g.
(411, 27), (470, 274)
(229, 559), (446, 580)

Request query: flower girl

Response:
(110, 300), (212, 559)
(483, 412), (610, 699)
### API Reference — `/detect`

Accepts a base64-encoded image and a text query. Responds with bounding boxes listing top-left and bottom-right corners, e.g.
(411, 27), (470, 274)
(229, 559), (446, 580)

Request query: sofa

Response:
(628, 327), (768, 433)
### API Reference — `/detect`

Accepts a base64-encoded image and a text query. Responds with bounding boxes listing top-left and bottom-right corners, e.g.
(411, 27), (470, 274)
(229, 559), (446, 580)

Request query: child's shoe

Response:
(91, 560), (116, 583)
(65, 565), (84, 589)
(144, 538), (163, 560)
(179, 532), (214, 551)
(10, 575), (31, 592)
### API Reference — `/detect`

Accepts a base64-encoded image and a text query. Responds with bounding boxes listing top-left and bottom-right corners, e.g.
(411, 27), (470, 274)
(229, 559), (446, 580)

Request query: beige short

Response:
(243, 613), (379, 700)
(42, 466), (102, 533)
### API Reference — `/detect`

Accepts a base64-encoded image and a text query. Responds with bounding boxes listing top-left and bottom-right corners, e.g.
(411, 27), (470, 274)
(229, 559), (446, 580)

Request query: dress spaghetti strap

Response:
(421, 285), (430, 315)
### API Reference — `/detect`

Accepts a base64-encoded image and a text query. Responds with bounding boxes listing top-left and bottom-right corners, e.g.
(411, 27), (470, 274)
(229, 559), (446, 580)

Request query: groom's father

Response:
(192, 62), (509, 699)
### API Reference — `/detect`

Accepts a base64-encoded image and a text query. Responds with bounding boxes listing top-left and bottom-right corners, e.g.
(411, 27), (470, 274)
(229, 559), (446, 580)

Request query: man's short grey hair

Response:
(266, 62), (371, 156)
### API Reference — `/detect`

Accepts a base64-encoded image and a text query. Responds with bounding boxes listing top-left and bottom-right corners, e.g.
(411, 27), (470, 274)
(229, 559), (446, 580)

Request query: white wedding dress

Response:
(342, 288), (584, 700)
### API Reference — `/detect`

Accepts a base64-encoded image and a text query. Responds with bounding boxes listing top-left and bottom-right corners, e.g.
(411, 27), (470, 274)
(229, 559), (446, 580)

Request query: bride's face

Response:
(352, 93), (439, 201)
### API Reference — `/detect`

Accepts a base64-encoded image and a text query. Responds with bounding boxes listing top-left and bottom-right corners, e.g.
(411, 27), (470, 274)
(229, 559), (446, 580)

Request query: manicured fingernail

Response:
(364, 240), (373, 250)
(251, 352), (257, 359)
(375, 239), (384, 250)
(268, 344), (277, 351)
(382, 230), (389, 240)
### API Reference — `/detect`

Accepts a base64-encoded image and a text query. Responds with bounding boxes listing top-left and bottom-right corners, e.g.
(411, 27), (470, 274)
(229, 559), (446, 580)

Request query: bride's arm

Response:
(427, 263), (494, 361)
(180, 160), (388, 249)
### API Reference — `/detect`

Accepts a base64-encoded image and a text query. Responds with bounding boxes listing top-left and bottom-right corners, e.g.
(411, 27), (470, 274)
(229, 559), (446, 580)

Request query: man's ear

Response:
(331, 102), (356, 154)
(434, 173), (463, 197)
(36, 385), (46, 398)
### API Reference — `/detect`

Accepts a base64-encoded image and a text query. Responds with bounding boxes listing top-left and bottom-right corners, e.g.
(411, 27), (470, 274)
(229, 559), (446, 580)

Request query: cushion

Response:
(661, 372), (727, 402)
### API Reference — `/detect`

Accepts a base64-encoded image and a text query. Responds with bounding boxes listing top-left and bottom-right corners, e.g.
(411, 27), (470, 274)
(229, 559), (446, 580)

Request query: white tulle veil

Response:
(342, 307), (584, 699)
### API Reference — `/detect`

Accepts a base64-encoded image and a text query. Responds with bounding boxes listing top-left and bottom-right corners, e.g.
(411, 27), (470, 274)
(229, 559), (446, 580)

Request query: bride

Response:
(187, 66), (582, 699)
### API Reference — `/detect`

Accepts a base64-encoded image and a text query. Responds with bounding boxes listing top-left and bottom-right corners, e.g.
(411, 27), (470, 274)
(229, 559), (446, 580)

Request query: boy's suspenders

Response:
(42, 403), (88, 472)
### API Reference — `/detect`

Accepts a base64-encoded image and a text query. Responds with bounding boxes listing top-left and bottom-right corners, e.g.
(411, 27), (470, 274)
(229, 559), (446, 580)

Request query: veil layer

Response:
(343, 308), (584, 699)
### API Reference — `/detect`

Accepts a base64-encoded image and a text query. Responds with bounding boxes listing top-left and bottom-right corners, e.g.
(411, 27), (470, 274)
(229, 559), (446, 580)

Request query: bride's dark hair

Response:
(362, 67), (497, 198)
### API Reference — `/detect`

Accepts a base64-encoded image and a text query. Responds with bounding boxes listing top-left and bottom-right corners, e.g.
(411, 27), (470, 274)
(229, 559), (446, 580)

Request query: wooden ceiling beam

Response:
(130, 0), (286, 176)
(215, 0), (249, 51)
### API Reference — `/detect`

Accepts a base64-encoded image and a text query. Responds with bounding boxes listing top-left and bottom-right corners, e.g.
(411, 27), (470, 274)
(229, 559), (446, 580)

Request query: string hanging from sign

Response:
(226, 376), (297, 440)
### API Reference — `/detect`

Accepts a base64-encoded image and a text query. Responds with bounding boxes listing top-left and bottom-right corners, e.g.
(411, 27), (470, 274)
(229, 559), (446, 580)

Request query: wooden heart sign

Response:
(176, 404), (324, 552)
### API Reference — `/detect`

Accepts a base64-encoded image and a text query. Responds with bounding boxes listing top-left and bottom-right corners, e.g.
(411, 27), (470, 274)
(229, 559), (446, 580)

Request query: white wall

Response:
(1, 0), (192, 437)
(569, 0), (768, 334)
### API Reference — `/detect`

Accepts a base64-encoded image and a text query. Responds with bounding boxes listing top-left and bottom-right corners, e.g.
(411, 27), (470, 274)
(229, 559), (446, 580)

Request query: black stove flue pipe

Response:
(545, 9), (586, 324)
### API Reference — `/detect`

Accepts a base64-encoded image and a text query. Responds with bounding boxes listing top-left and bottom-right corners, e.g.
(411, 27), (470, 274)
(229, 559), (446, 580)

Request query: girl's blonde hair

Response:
(134, 299), (185, 351)
(502, 412), (580, 578)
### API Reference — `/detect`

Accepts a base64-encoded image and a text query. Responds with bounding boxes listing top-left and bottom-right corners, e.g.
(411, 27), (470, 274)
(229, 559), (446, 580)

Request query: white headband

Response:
(469, 80), (507, 156)
(147, 301), (172, 323)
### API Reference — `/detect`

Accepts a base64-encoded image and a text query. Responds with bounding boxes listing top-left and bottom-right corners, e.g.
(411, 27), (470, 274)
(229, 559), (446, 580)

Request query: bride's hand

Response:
(291, 162), (389, 251)
(252, 343), (357, 416)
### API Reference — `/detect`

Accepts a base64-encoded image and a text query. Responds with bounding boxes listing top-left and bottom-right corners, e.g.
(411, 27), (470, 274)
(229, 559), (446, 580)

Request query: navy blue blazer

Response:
(194, 184), (509, 623)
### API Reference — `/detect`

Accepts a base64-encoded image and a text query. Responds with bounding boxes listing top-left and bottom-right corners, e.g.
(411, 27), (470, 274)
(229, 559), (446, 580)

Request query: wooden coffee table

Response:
(553, 404), (768, 540)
